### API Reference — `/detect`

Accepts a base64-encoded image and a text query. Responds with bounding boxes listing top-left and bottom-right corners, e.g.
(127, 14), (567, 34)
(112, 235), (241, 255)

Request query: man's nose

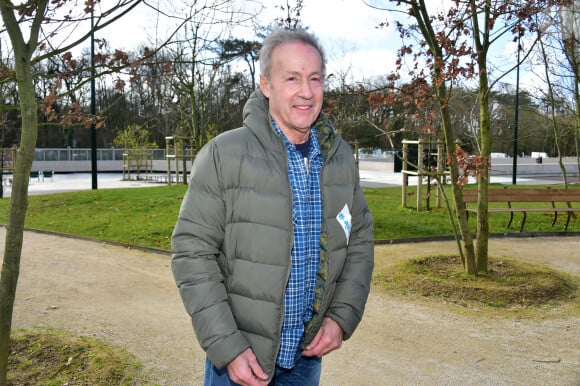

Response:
(298, 79), (314, 98)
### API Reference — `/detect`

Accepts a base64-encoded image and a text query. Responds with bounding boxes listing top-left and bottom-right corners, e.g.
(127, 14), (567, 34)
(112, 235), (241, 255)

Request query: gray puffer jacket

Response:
(171, 89), (374, 378)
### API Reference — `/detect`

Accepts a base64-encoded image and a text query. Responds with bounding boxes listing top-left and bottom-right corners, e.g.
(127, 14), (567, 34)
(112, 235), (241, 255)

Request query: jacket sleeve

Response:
(171, 140), (250, 369)
(326, 165), (375, 340)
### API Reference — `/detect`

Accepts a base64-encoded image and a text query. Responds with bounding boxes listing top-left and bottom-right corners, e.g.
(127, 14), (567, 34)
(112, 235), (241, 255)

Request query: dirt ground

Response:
(6, 228), (580, 386)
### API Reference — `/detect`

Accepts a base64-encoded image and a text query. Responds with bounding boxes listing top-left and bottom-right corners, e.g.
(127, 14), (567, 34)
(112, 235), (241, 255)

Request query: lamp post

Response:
(512, 29), (521, 185)
(90, 7), (98, 189)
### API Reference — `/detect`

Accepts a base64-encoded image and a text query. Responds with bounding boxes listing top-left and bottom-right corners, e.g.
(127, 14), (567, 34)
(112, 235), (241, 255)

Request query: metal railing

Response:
(33, 148), (166, 162)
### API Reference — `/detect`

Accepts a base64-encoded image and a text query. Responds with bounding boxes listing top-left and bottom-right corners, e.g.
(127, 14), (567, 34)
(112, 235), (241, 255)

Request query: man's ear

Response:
(259, 75), (270, 98)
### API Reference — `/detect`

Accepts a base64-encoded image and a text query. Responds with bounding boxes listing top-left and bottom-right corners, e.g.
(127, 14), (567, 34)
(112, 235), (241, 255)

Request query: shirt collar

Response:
(271, 117), (320, 156)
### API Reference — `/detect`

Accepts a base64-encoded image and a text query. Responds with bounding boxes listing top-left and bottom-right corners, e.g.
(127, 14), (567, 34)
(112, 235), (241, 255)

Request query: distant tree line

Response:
(0, 1), (577, 159)
(1, 44), (575, 158)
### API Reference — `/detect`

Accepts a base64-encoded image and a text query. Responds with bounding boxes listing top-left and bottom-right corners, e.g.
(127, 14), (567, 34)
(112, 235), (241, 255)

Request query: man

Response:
(171, 29), (374, 385)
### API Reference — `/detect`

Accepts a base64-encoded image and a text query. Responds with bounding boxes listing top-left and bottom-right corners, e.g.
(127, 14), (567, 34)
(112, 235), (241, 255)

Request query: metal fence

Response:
(33, 148), (167, 162)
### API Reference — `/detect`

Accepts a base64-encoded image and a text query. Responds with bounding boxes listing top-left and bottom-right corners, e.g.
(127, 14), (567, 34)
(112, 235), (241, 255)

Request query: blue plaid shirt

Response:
(272, 119), (323, 368)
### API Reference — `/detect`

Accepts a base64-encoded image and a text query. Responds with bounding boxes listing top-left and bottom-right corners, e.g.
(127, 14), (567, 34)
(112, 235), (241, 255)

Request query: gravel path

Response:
(7, 229), (580, 385)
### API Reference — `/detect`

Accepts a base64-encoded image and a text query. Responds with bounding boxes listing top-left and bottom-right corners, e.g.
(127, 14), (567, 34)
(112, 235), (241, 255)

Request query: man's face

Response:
(260, 41), (324, 143)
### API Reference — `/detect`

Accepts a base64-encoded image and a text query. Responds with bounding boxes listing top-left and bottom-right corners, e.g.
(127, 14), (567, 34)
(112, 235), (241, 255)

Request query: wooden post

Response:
(436, 142), (445, 207)
(402, 139), (447, 210)
(417, 142), (424, 211)
(165, 137), (172, 185)
(402, 142), (408, 207)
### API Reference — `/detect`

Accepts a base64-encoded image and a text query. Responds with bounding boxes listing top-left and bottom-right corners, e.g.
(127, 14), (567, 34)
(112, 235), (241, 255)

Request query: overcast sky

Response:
(92, 0), (537, 89)
(93, 0), (400, 83)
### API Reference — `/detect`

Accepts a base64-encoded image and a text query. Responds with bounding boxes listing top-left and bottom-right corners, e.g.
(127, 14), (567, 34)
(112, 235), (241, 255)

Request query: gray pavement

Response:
(5, 172), (162, 196)
(1, 160), (575, 197)
(357, 169), (569, 188)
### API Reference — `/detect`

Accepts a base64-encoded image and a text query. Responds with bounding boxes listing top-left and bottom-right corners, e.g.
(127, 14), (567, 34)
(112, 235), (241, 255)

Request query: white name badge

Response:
(336, 204), (352, 244)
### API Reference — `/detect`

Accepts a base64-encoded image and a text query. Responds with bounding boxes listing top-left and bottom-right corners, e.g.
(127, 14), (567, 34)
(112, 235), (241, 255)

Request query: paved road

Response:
(3, 160), (573, 197)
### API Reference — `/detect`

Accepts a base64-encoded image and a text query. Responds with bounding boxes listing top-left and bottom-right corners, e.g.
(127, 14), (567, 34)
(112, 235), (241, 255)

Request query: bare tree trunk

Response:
(538, 33), (570, 187)
(475, 74), (491, 272)
(0, 61), (38, 386)
(408, 0), (478, 273)
(560, 0), (580, 182)
(574, 56), (580, 182)
(435, 84), (477, 273)
(575, 91), (580, 182)
(471, 0), (491, 272)
(0, 1), (45, 382)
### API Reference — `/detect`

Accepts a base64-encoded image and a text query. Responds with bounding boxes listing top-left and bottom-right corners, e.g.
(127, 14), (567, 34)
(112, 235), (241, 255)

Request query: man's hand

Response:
(301, 317), (344, 357)
(226, 348), (270, 386)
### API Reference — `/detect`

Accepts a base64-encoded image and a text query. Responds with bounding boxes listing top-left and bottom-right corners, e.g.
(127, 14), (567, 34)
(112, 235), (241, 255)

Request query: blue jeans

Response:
(204, 354), (322, 386)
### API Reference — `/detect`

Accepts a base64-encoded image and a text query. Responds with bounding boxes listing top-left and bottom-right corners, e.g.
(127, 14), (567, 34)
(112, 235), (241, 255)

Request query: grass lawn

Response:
(0, 183), (578, 250)
(9, 328), (147, 385)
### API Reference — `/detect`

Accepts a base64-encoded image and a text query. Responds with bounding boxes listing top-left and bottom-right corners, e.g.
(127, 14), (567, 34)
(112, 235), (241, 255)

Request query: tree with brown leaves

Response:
(0, 1), (184, 383)
(366, 0), (563, 273)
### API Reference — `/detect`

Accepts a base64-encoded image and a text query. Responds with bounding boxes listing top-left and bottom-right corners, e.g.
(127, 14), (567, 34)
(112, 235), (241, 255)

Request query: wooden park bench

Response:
(462, 186), (580, 232)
